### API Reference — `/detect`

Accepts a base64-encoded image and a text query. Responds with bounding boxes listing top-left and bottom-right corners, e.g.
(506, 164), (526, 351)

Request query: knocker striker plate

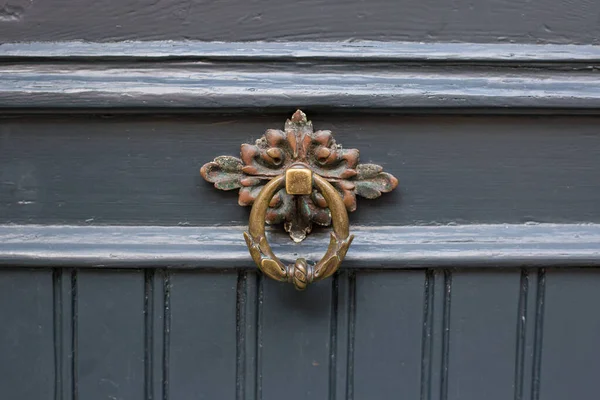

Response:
(201, 110), (398, 289)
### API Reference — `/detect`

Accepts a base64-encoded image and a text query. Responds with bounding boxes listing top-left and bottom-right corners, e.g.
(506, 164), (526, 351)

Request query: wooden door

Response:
(1, 1), (600, 399)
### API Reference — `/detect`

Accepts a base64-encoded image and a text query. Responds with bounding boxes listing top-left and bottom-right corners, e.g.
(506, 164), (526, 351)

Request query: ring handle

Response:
(243, 169), (354, 290)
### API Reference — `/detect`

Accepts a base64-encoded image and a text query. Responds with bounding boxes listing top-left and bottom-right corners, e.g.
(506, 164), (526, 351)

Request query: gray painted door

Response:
(2, 0), (600, 399)
(2, 267), (600, 399)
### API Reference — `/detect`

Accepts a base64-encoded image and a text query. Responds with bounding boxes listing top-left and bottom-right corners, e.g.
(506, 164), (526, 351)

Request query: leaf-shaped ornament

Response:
(200, 156), (244, 190)
(354, 164), (399, 199)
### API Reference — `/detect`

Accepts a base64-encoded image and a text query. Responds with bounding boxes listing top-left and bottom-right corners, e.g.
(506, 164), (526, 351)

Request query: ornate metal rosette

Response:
(201, 110), (398, 242)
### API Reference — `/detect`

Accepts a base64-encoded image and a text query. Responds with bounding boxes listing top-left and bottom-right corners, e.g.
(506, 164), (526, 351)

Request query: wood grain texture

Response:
(0, 0), (599, 44)
(0, 269), (54, 400)
(2, 114), (600, 226)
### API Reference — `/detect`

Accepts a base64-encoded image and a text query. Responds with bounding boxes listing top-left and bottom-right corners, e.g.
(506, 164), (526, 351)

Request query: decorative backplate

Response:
(201, 110), (398, 242)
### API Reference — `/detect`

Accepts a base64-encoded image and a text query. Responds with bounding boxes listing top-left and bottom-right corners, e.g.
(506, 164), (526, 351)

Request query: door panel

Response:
(168, 270), (238, 400)
(2, 114), (600, 227)
(353, 271), (425, 400)
(259, 275), (334, 400)
(1, 12), (598, 398)
(0, 269), (54, 400)
(539, 269), (600, 400)
(446, 270), (521, 400)
(3, 267), (595, 398)
(76, 270), (146, 400)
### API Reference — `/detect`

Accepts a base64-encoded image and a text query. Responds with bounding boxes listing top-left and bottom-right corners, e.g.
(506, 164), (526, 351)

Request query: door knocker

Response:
(201, 110), (398, 290)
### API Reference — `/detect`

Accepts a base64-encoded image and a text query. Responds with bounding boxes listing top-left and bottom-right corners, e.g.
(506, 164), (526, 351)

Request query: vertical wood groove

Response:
(144, 269), (155, 400)
(420, 270), (434, 400)
(52, 268), (74, 400)
(345, 272), (356, 400)
(333, 272), (349, 400)
(439, 270), (452, 400)
(71, 270), (78, 400)
(520, 269), (539, 400)
(254, 274), (264, 400)
(514, 269), (529, 400)
(243, 272), (258, 400)
(328, 274), (339, 400)
(53, 268), (63, 400)
(151, 270), (166, 400)
(428, 270), (446, 400)
(236, 271), (248, 400)
(531, 269), (546, 400)
(162, 272), (171, 400)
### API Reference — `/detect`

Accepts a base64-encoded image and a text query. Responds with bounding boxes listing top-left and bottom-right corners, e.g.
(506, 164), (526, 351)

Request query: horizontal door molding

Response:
(1, 41), (600, 111)
(1, 224), (600, 268)
(3, 41), (600, 62)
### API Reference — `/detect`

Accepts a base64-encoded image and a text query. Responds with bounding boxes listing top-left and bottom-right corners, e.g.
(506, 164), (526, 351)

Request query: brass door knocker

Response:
(201, 110), (398, 290)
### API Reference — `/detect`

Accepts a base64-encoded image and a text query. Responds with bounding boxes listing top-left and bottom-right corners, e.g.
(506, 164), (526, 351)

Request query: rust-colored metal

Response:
(201, 110), (398, 289)
(201, 110), (398, 242)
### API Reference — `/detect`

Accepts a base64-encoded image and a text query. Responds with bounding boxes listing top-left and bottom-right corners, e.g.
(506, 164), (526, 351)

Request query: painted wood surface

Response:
(2, 114), (600, 227)
(3, 41), (600, 61)
(76, 270), (145, 400)
(0, 29), (598, 400)
(0, 0), (600, 44)
(2, 224), (600, 269)
(0, 269), (55, 400)
(1, 60), (599, 110)
(0, 268), (597, 399)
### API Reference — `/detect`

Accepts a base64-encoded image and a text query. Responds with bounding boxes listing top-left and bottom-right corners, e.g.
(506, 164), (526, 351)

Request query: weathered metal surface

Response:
(201, 110), (397, 242)
(244, 173), (353, 290)
(201, 110), (396, 289)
